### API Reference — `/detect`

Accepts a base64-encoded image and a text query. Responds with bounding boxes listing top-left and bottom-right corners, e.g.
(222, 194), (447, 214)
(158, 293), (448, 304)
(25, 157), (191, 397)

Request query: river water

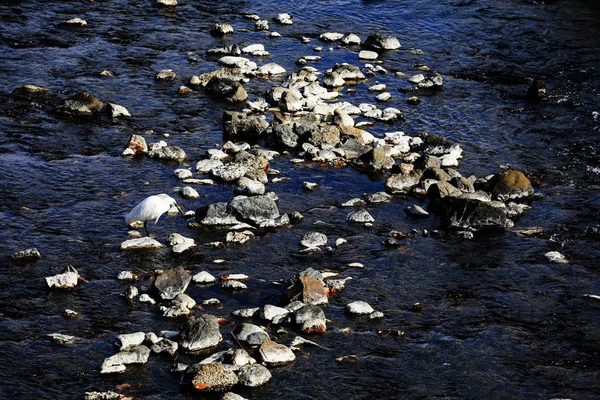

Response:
(0, 0), (599, 399)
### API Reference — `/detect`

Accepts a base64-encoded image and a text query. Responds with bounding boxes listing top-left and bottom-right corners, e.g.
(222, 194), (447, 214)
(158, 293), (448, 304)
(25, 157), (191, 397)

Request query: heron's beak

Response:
(175, 204), (185, 216)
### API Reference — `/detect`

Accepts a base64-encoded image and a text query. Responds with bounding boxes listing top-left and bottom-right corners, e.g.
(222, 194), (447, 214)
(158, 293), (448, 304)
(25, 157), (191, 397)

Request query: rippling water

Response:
(1, 0), (599, 399)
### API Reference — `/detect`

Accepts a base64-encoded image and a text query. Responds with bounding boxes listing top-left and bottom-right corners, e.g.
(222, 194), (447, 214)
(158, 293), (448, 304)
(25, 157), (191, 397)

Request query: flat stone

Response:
(193, 271), (217, 284)
(117, 332), (145, 350)
(346, 209), (375, 223)
(258, 341), (296, 366)
(346, 301), (375, 315)
(300, 232), (328, 248)
(101, 345), (151, 374)
(359, 50), (379, 60)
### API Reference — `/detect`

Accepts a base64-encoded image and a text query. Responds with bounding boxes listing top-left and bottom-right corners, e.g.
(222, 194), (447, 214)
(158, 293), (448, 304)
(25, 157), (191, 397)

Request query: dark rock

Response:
(180, 315), (222, 353)
(427, 180), (463, 200)
(414, 154), (441, 171)
(302, 124), (341, 148)
(205, 77), (248, 103)
(11, 84), (50, 101)
(227, 195), (280, 225)
(423, 167), (451, 182)
(451, 176), (475, 193)
(440, 197), (511, 230)
(526, 79), (547, 102)
(363, 33), (401, 50)
(153, 267), (191, 300)
(196, 202), (240, 226)
(268, 123), (299, 149)
(223, 111), (269, 143)
(56, 91), (104, 117)
(422, 133), (459, 156)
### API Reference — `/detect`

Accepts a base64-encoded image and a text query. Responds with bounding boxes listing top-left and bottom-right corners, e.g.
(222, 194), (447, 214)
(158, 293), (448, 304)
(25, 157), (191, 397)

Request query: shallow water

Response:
(1, 0), (600, 399)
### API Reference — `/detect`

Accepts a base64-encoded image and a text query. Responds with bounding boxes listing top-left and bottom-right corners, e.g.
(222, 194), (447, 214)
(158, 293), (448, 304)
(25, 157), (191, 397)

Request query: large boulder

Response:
(439, 197), (511, 231)
(227, 195), (280, 225)
(196, 202), (240, 226)
(180, 315), (222, 353)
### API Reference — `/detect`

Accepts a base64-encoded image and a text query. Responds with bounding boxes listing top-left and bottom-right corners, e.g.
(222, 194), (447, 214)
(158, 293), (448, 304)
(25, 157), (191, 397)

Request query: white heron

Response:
(125, 193), (184, 236)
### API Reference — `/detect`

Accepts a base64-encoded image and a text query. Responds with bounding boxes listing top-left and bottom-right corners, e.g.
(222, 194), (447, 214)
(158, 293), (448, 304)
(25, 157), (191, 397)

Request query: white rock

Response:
(232, 308), (260, 318)
(117, 332), (146, 351)
(319, 32), (344, 42)
(47, 333), (79, 344)
(180, 186), (199, 199)
(336, 238), (348, 247)
(375, 92), (392, 102)
(341, 33), (361, 45)
(274, 13), (293, 25)
(346, 301), (375, 315)
(46, 269), (79, 289)
(545, 251), (568, 264)
(120, 237), (163, 250)
(300, 232), (328, 248)
(368, 84), (387, 92)
(156, 0), (177, 5)
(139, 294), (156, 304)
(66, 18), (87, 26)
(261, 304), (289, 324)
(257, 63), (286, 75)
(359, 50), (378, 60)
(222, 280), (247, 290)
(406, 204), (429, 217)
(218, 56), (257, 72)
(346, 209), (375, 223)
(193, 271), (217, 284)
(174, 168), (193, 180)
(196, 158), (224, 173)
(108, 103), (131, 118)
(242, 44), (265, 53)
(117, 271), (136, 281)
(408, 74), (425, 84)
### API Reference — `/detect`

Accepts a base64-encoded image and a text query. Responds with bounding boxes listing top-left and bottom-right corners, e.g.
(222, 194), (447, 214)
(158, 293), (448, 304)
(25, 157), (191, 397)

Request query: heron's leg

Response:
(144, 221), (150, 237)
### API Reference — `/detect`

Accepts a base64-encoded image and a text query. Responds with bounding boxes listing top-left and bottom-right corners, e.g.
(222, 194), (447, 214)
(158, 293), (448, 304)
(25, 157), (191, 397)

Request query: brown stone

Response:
(300, 276), (328, 305)
(491, 170), (534, 201)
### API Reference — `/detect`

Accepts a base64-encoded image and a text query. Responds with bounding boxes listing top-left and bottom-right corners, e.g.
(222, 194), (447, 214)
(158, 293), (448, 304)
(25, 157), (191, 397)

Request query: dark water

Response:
(1, 0), (599, 399)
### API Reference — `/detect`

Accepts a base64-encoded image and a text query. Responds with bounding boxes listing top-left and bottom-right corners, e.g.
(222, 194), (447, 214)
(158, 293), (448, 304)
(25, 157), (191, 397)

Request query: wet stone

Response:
(294, 304), (327, 333)
(238, 364), (272, 387)
(153, 266), (191, 300)
(260, 304), (289, 324)
(84, 392), (120, 400)
(346, 209), (375, 223)
(193, 271), (217, 284)
(151, 338), (178, 356)
(346, 301), (375, 315)
(180, 315), (222, 353)
(12, 248), (41, 261)
(222, 280), (248, 290)
(235, 323), (270, 345)
(56, 91), (104, 117)
(300, 232), (328, 248)
(117, 332), (145, 350)
(259, 341), (296, 366)
(101, 345), (151, 374)
(46, 266), (79, 289)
